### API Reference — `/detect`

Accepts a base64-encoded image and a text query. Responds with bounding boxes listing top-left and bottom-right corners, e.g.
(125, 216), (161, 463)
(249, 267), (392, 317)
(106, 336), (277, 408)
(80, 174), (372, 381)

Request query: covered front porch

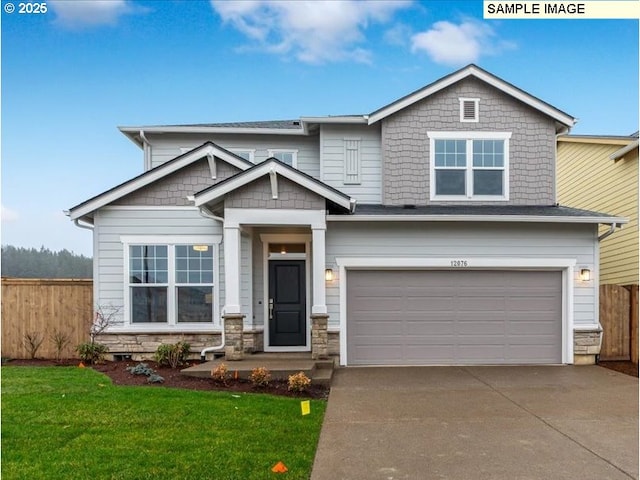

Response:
(192, 157), (354, 362)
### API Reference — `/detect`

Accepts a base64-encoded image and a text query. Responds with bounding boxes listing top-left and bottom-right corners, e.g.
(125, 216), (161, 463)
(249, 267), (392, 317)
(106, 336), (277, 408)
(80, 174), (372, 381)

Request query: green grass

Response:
(1, 367), (326, 480)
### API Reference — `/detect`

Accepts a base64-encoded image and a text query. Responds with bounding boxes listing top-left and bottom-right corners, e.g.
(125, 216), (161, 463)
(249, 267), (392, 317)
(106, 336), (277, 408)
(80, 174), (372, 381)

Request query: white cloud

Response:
(1, 205), (19, 223)
(411, 20), (514, 66)
(211, 0), (412, 64)
(49, 0), (137, 28)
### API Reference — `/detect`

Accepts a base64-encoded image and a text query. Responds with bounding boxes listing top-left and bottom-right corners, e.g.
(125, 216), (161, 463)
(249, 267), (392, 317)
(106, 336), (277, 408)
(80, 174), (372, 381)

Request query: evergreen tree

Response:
(1, 245), (92, 278)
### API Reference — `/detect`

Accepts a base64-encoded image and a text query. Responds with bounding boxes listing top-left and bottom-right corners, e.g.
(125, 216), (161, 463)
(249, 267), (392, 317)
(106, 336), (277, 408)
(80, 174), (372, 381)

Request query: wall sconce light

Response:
(325, 268), (334, 282)
(580, 268), (591, 282)
(280, 245), (286, 255)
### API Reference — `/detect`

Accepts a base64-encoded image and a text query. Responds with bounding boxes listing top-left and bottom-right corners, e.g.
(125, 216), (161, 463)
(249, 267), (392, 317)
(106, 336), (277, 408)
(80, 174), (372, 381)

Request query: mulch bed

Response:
(597, 360), (639, 377)
(2, 358), (330, 400)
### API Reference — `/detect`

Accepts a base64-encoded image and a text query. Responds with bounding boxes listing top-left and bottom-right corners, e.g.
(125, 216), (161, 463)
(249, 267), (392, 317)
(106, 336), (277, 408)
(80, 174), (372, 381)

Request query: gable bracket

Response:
(269, 167), (278, 199)
(207, 153), (216, 179)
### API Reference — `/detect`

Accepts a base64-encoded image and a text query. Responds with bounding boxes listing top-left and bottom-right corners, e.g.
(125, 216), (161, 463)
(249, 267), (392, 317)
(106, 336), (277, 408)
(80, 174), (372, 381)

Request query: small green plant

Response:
(154, 341), (191, 368)
(249, 367), (271, 388)
(49, 329), (71, 362)
(76, 342), (108, 364)
(288, 371), (311, 393)
(22, 331), (44, 359)
(211, 363), (229, 384)
(126, 363), (165, 384)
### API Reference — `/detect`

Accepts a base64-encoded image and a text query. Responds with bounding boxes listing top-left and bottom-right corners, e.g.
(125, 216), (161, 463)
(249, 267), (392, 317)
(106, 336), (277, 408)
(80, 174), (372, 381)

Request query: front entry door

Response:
(268, 260), (306, 347)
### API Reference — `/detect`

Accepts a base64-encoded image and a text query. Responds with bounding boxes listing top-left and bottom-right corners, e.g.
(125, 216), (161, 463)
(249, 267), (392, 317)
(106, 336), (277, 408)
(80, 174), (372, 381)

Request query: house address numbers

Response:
(450, 260), (469, 267)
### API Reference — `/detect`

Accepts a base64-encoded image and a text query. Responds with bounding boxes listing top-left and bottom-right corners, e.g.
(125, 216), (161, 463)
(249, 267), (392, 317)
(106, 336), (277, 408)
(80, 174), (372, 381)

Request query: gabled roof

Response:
(367, 64), (576, 129)
(68, 142), (252, 221)
(193, 158), (355, 212)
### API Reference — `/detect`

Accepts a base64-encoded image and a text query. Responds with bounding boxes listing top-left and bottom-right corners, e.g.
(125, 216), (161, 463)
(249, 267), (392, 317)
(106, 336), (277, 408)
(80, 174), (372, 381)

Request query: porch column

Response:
(311, 226), (327, 315)
(223, 225), (244, 360)
(223, 225), (242, 314)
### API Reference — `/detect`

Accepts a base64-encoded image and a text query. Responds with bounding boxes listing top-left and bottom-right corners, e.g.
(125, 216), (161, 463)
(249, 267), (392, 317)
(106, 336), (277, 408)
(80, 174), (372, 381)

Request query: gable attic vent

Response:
(460, 98), (479, 122)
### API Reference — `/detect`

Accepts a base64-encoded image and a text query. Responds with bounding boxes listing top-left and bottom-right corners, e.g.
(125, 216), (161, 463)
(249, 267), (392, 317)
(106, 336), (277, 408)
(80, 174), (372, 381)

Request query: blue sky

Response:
(1, 0), (638, 257)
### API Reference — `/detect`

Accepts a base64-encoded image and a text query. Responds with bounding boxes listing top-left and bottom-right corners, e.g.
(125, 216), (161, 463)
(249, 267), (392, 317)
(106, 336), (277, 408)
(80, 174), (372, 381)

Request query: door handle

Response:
(269, 298), (274, 320)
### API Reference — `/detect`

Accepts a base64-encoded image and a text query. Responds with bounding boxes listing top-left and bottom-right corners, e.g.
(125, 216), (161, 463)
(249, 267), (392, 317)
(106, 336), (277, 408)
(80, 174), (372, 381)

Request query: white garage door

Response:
(346, 270), (563, 365)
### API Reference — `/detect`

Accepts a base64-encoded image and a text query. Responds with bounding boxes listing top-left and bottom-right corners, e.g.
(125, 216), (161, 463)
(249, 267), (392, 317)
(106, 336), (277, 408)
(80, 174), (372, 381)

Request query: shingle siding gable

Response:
(381, 77), (557, 206)
(114, 158), (242, 207)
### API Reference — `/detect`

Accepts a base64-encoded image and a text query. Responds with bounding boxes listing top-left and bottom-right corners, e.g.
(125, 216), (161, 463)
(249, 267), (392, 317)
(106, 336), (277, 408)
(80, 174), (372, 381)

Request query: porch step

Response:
(181, 353), (336, 386)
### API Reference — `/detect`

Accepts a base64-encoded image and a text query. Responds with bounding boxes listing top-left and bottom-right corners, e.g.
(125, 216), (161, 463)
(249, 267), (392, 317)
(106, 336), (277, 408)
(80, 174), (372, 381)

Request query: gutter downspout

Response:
(192, 199), (226, 360)
(140, 130), (151, 171)
(74, 218), (94, 230)
(598, 222), (621, 242)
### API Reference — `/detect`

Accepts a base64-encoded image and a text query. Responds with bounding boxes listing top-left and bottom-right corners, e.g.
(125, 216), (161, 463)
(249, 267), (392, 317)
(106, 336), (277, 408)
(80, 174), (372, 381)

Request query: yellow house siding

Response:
(557, 139), (638, 285)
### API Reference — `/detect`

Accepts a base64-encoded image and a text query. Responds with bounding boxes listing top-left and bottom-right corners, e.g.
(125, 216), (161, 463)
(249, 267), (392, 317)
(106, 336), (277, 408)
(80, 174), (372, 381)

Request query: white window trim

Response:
(120, 235), (222, 332)
(228, 148), (256, 163)
(343, 137), (362, 185)
(428, 131), (511, 202)
(459, 97), (480, 123)
(268, 149), (298, 168)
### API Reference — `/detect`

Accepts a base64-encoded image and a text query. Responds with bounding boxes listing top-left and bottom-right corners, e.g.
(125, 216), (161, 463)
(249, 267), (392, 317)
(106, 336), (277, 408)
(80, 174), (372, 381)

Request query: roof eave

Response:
(326, 214), (628, 224)
(118, 125), (309, 136)
(610, 139), (639, 160)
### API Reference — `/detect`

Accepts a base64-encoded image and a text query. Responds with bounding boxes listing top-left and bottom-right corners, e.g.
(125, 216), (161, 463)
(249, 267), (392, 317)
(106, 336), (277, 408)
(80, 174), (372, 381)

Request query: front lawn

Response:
(1, 366), (326, 480)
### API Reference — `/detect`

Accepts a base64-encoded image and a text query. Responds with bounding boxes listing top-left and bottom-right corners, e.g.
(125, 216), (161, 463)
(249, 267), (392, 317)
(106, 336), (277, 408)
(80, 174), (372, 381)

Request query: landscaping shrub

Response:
(154, 341), (191, 368)
(76, 342), (108, 364)
(288, 371), (311, 393)
(211, 363), (228, 384)
(249, 366), (271, 388)
(49, 329), (71, 362)
(22, 331), (44, 359)
(126, 363), (164, 384)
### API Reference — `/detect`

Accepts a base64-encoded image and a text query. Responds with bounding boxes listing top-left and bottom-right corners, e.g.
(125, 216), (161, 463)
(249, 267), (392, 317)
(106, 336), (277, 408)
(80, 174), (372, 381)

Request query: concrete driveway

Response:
(311, 366), (638, 480)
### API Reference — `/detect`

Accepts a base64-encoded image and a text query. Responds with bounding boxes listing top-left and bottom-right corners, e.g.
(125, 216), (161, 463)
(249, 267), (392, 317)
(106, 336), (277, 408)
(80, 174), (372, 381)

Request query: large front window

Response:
(128, 243), (215, 325)
(429, 132), (510, 200)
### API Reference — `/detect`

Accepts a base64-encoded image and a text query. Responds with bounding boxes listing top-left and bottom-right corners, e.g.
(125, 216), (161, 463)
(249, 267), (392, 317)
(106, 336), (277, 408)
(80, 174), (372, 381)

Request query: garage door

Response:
(346, 270), (562, 365)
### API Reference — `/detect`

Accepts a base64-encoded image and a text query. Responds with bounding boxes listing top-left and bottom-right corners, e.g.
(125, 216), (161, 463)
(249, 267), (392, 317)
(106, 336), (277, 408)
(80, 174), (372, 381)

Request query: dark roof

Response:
(156, 120), (303, 129)
(351, 204), (618, 219)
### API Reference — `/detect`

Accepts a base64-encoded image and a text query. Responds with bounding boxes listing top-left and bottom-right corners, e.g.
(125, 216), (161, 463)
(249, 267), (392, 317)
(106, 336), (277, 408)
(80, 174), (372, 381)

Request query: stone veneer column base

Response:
(224, 314), (246, 361)
(573, 330), (602, 365)
(311, 314), (329, 360)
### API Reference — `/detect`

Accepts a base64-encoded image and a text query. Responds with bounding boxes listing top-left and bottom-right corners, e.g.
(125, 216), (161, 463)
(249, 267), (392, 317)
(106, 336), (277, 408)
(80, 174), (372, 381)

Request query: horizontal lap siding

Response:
(95, 208), (224, 325)
(557, 140), (638, 285)
(149, 133), (320, 180)
(325, 222), (597, 329)
(320, 124), (382, 204)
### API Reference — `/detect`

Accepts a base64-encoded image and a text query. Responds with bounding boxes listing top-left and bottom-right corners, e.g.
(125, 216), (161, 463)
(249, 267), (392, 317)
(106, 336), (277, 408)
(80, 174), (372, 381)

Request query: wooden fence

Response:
(1, 278), (93, 360)
(599, 284), (639, 364)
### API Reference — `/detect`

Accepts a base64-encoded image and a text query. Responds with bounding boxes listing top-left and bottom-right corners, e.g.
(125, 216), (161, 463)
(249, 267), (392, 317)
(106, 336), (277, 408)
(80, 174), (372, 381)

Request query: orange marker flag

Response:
(78, 362), (85, 368)
(271, 461), (288, 473)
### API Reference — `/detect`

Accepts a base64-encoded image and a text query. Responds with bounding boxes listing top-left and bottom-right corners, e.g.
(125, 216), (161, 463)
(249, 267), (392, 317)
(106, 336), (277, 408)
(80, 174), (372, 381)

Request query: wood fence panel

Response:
(599, 284), (631, 361)
(630, 285), (638, 365)
(1, 278), (93, 359)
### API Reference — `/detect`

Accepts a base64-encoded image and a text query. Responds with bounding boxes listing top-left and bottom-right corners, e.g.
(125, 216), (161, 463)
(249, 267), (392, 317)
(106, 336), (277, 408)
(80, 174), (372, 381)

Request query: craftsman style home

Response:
(68, 65), (625, 366)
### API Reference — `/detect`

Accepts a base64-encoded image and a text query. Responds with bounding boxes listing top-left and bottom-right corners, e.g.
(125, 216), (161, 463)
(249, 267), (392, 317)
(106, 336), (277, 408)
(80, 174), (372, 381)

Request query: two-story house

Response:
(68, 65), (626, 366)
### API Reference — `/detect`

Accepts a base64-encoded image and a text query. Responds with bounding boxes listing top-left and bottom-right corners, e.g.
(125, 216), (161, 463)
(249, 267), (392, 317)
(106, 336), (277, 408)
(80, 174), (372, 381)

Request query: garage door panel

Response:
(347, 270), (562, 365)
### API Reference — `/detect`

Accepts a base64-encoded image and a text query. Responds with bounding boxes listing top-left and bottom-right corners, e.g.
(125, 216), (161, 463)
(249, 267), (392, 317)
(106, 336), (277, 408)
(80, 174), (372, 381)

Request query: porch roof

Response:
(192, 158), (355, 212)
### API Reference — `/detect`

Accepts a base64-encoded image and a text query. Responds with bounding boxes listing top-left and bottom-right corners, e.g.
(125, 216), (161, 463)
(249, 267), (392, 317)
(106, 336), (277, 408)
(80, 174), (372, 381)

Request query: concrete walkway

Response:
(311, 366), (638, 480)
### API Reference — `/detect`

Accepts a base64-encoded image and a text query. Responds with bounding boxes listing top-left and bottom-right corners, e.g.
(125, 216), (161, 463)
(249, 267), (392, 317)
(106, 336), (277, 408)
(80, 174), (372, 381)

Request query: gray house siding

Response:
(381, 77), (557, 206)
(325, 221), (597, 329)
(225, 175), (325, 210)
(148, 133), (320, 179)
(320, 124), (382, 204)
(114, 159), (242, 207)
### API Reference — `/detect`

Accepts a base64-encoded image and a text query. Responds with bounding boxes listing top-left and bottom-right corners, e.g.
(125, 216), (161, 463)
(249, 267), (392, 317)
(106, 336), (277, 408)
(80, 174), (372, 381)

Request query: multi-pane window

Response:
(229, 149), (255, 162)
(268, 149), (298, 167)
(430, 132), (510, 200)
(128, 244), (215, 324)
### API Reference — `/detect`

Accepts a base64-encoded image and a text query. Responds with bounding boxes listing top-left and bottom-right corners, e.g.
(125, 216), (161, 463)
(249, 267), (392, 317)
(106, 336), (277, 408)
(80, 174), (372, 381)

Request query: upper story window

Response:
(228, 149), (255, 163)
(428, 131), (511, 201)
(459, 98), (480, 123)
(268, 149), (298, 168)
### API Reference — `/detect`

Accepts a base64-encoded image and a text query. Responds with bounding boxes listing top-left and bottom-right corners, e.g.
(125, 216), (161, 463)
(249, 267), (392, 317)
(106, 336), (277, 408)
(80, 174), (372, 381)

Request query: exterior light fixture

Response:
(325, 268), (334, 282)
(280, 245), (286, 255)
(580, 268), (591, 282)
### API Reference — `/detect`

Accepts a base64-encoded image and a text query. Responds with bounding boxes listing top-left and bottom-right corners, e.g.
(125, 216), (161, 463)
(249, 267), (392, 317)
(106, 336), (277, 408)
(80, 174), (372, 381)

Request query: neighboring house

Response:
(67, 65), (626, 366)
(557, 134), (638, 286)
